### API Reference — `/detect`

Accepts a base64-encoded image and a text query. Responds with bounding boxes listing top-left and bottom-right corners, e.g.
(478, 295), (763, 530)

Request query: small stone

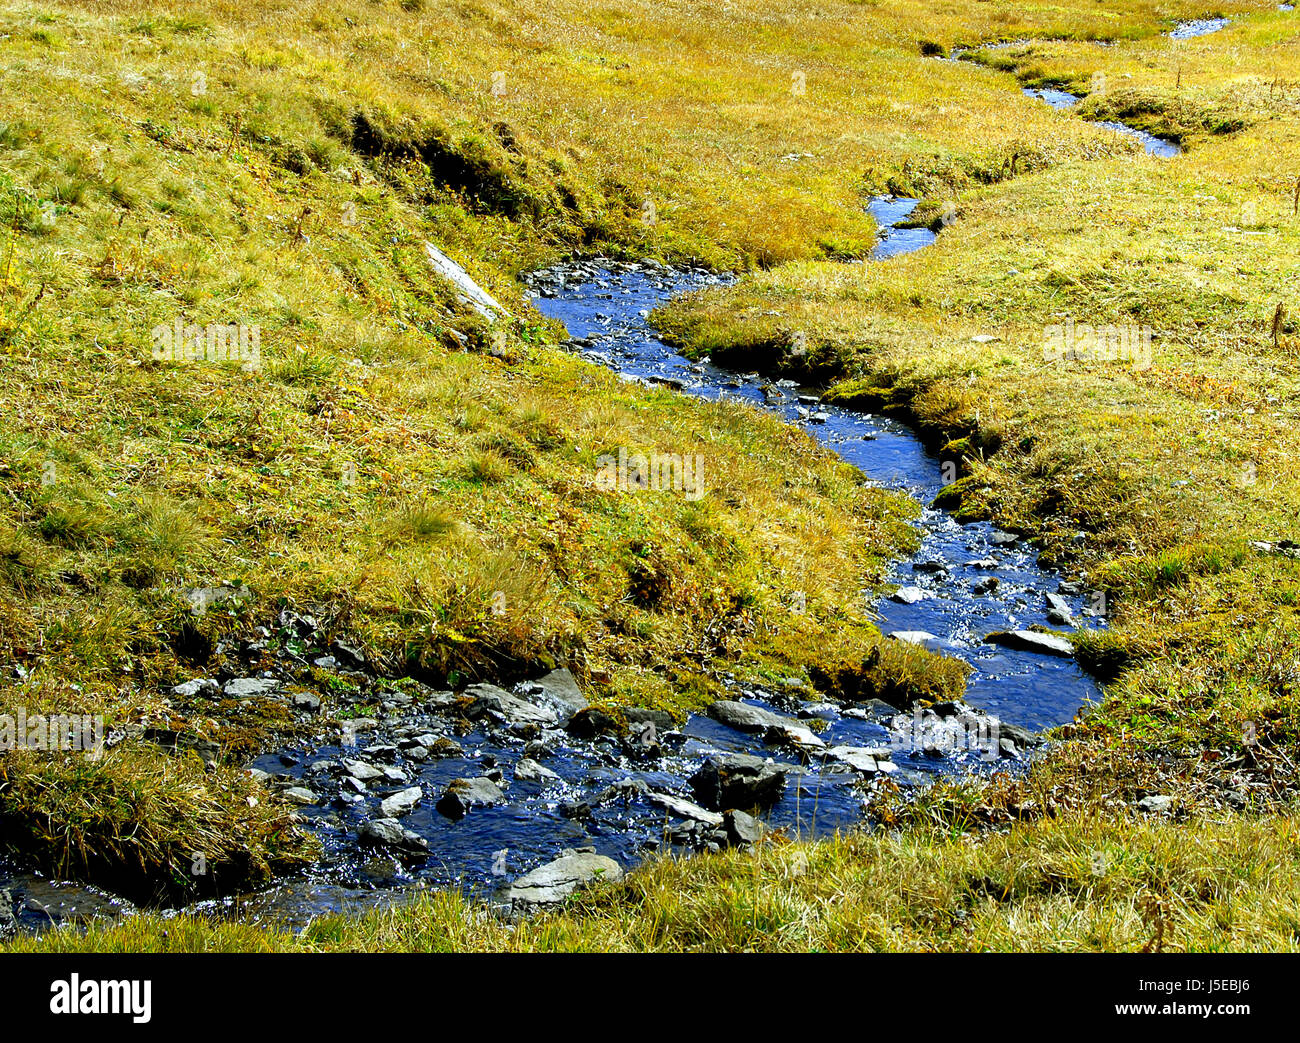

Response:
(283, 787), (319, 805)
(514, 758), (561, 783)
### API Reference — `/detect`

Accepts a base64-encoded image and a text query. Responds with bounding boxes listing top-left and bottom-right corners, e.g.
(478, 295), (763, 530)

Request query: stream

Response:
(7, 25), (1174, 941)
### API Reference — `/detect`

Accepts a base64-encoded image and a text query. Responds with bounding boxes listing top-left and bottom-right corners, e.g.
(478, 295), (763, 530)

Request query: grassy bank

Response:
(2, 0), (1298, 947)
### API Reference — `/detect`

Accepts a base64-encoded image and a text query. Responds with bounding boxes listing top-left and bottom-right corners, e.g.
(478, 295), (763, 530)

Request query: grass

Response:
(1, 0), (1298, 950)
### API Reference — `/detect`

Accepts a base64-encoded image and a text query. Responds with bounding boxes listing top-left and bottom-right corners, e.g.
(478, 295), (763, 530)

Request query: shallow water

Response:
(530, 262), (1105, 733)
(1169, 19), (1231, 40)
(1022, 86), (1180, 157)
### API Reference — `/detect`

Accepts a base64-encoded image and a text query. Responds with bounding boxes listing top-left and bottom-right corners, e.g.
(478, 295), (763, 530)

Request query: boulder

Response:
(890, 585), (930, 604)
(506, 851), (623, 905)
(689, 754), (787, 811)
(530, 668), (588, 716)
(464, 683), (558, 727)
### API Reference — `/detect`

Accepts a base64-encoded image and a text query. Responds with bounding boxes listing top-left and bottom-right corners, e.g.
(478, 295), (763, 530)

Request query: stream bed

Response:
(2, 89), (1118, 945)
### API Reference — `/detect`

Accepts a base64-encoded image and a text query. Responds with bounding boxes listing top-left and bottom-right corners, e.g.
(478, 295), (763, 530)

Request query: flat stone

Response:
(647, 791), (725, 827)
(282, 786), (319, 805)
(826, 745), (891, 773)
(340, 758), (384, 783)
(171, 678), (218, 699)
(984, 629), (1074, 658)
(506, 851), (623, 905)
(763, 723), (826, 752)
(889, 630), (941, 646)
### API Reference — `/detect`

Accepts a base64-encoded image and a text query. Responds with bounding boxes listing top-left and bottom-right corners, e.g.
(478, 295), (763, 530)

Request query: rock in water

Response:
(379, 786), (422, 818)
(436, 777), (506, 819)
(506, 851), (623, 905)
(983, 629), (1074, 658)
(514, 758), (561, 783)
(890, 585), (931, 604)
(706, 700), (798, 734)
(358, 818), (429, 857)
(1044, 592), (1077, 627)
(530, 668), (588, 716)
(689, 754), (787, 811)
(647, 791), (724, 826)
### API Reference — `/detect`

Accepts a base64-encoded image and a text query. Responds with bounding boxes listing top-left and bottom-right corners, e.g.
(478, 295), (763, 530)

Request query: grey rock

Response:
(340, 758), (384, 783)
(1045, 592), (1076, 627)
(292, 692), (321, 713)
(436, 777), (506, 819)
(890, 585), (931, 604)
(358, 817), (428, 855)
(647, 791), (725, 827)
(984, 629), (1074, 658)
(464, 683), (558, 727)
(889, 630), (941, 647)
(507, 851), (623, 905)
(171, 678), (219, 699)
(826, 745), (890, 773)
(283, 786), (319, 805)
(514, 757), (561, 783)
(689, 754), (787, 811)
(707, 700), (797, 734)
(724, 809), (765, 846)
(530, 668), (588, 716)
(1138, 794), (1174, 813)
(763, 722), (826, 752)
(379, 786), (422, 818)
